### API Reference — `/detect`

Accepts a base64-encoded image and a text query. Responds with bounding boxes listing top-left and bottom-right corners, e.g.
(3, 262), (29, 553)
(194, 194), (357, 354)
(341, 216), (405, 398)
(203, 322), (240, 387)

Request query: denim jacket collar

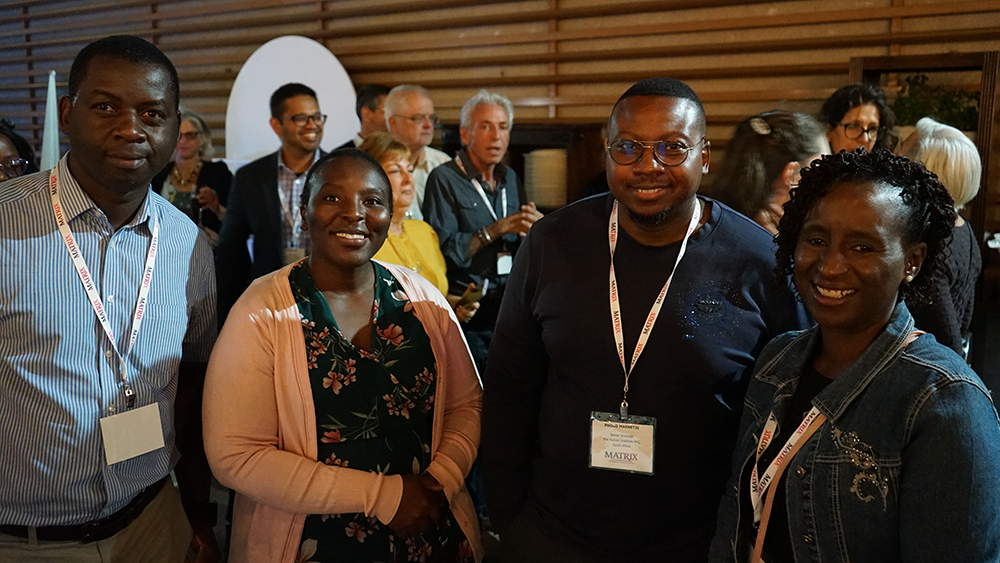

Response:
(756, 301), (916, 424)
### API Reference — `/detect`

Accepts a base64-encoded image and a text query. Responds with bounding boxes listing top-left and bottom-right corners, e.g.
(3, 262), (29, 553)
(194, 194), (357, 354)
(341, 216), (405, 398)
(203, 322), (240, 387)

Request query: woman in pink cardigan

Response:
(204, 149), (483, 563)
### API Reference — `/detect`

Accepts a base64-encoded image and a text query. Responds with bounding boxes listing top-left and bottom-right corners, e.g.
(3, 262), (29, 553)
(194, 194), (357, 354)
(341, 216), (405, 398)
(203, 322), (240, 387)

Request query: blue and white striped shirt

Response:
(0, 155), (217, 526)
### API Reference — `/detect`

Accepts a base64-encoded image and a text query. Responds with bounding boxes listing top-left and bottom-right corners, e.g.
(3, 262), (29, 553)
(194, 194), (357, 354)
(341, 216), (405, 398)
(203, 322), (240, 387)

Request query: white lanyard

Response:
(608, 198), (701, 417)
(749, 406), (823, 523)
(49, 168), (159, 408)
(470, 178), (506, 222)
(455, 154), (507, 221)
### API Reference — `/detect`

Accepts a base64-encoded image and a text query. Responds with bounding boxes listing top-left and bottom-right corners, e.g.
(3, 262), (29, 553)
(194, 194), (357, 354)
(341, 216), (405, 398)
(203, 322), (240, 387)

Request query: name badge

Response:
(589, 411), (656, 475)
(497, 252), (512, 276)
(100, 403), (166, 465)
(285, 247), (306, 265)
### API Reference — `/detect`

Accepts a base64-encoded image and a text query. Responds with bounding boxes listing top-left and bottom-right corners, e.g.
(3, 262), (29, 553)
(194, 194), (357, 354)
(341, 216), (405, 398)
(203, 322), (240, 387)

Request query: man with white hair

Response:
(423, 89), (543, 372)
(386, 84), (451, 220)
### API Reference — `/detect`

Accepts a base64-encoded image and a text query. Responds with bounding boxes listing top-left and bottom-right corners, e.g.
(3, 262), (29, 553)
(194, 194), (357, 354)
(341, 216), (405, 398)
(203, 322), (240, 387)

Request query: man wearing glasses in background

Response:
(481, 77), (808, 562)
(215, 82), (325, 323)
(385, 84), (451, 220)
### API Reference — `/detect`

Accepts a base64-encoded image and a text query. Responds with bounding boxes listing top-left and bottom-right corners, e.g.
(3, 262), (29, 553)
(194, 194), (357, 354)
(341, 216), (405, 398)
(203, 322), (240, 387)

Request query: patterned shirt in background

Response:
(277, 149), (320, 250)
(0, 155), (217, 526)
(289, 261), (472, 563)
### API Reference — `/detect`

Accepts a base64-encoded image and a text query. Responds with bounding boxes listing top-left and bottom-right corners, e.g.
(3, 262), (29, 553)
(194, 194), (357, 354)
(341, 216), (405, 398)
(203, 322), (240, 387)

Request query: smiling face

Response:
(606, 95), (709, 240)
(460, 102), (510, 174)
(827, 103), (880, 153)
(271, 94), (323, 157)
(380, 154), (414, 221)
(59, 55), (179, 196)
(793, 181), (926, 344)
(303, 156), (392, 272)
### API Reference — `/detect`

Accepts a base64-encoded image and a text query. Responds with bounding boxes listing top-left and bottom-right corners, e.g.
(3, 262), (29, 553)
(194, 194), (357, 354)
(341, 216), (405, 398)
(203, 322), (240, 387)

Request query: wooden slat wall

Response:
(1, 0), (999, 161)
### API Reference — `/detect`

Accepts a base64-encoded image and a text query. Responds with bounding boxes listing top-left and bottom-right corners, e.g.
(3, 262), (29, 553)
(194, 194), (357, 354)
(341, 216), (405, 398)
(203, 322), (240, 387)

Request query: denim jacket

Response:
(708, 302), (1000, 563)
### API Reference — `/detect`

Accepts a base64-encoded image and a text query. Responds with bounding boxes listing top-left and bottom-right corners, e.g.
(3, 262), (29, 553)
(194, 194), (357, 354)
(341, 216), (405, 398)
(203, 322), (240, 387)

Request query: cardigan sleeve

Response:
(203, 274), (403, 524)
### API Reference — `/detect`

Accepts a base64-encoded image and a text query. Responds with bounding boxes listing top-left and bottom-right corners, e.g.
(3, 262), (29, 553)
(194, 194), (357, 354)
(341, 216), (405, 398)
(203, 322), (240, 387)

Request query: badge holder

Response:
(589, 407), (656, 476)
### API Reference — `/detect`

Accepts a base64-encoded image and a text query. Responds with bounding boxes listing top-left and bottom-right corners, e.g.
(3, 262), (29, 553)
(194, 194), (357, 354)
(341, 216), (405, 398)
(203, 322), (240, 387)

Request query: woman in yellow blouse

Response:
(360, 133), (479, 323)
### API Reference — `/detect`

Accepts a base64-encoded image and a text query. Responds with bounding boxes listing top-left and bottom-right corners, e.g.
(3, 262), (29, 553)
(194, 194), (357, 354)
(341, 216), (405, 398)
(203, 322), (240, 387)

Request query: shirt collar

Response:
(278, 149), (322, 175)
(455, 148), (508, 183)
(55, 152), (155, 231)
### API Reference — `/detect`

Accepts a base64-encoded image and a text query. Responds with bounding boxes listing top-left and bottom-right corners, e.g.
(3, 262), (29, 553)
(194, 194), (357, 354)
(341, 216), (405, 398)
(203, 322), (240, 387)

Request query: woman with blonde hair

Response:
(360, 132), (479, 323)
(900, 117), (982, 356)
(151, 108), (231, 243)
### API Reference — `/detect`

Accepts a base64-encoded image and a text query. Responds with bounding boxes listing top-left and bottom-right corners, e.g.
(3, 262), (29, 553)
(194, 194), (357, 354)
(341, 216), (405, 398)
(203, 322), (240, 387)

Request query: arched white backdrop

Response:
(225, 35), (358, 167)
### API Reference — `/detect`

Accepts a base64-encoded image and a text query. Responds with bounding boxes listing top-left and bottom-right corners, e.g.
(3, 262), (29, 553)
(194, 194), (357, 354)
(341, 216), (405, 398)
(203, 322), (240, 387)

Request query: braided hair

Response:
(775, 149), (956, 304)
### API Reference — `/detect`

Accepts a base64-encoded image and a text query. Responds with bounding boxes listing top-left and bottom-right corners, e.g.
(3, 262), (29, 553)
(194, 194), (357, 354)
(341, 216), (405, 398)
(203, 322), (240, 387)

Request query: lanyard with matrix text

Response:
(49, 168), (160, 409)
(749, 406), (825, 523)
(608, 197), (701, 418)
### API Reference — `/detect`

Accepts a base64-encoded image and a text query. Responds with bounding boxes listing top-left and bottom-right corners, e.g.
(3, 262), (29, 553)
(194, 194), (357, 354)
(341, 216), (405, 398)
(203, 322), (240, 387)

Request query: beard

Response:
(626, 207), (671, 226)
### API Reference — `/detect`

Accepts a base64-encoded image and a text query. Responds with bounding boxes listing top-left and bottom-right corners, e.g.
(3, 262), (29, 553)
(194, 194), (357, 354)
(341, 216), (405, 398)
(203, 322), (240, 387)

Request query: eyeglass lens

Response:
(404, 114), (439, 125)
(608, 140), (694, 166)
(843, 123), (879, 140)
(0, 158), (28, 181)
(289, 114), (327, 127)
(180, 131), (199, 141)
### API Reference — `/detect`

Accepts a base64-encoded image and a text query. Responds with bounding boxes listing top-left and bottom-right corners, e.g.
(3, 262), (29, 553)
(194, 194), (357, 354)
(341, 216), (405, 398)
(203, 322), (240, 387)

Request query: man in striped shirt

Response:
(0, 36), (219, 562)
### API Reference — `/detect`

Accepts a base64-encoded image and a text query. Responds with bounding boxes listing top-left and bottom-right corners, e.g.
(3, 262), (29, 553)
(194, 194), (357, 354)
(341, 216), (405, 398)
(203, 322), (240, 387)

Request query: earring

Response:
(904, 274), (914, 283)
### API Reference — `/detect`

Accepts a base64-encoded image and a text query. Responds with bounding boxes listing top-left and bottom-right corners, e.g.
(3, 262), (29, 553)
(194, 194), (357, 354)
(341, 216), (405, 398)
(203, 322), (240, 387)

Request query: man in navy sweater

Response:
(482, 77), (810, 562)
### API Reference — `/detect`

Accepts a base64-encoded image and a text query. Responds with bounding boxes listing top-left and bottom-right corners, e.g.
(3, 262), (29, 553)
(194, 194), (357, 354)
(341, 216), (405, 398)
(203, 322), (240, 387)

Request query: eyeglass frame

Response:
(282, 113), (328, 127)
(838, 122), (882, 141)
(605, 138), (708, 167)
(178, 131), (201, 141)
(0, 157), (29, 181)
(395, 113), (440, 126)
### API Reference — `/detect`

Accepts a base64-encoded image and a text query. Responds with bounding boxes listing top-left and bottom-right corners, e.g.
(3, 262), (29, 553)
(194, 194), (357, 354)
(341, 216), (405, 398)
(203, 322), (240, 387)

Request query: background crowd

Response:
(0, 34), (997, 563)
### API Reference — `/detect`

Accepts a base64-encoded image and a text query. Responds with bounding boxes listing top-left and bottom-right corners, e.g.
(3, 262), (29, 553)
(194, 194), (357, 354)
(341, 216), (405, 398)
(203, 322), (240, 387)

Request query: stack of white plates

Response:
(524, 148), (567, 208)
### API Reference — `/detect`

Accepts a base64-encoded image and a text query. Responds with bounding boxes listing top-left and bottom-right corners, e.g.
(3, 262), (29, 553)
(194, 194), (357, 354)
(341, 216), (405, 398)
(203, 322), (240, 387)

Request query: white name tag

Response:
(497, 252), (512, 276)
(589, 411), (656, 475)
(100, 403), (165, 465)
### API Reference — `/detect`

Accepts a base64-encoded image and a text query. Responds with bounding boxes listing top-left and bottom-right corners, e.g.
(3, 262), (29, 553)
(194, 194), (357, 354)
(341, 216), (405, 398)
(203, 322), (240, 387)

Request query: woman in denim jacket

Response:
(709, 149), (1000, 563)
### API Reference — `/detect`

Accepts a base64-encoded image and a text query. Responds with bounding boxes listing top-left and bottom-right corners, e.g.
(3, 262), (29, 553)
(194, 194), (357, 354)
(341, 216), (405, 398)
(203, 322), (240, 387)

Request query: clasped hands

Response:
(388, 473), (448, 539)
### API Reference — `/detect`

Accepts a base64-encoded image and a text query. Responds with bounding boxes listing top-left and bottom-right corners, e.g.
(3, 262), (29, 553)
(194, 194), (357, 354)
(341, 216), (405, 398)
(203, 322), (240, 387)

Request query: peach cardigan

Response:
(204, 261), (483, 563)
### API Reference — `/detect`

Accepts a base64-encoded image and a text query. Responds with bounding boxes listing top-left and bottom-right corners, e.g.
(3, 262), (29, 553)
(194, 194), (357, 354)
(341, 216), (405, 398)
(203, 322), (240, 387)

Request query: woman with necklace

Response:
(151, 108), (231, 243)
(361, 132), (479, 323)
(203, 149), (484, 562)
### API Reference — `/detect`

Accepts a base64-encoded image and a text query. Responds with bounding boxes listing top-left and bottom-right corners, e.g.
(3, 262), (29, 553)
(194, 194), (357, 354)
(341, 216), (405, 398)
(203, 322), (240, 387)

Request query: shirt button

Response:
(107, 295), (114, 303)
(105, 350), (113, 358)
(796, 466), (807, 477)
(803, 534), (814, 543)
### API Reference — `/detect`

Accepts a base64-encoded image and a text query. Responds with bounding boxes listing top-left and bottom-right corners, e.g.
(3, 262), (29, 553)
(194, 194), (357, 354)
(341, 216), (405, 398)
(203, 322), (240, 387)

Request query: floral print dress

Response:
(289, 262), (473, 563)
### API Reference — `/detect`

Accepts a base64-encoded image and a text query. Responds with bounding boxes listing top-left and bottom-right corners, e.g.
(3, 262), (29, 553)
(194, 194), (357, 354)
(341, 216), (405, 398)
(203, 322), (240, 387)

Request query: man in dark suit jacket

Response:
(215, 83), (325, 323)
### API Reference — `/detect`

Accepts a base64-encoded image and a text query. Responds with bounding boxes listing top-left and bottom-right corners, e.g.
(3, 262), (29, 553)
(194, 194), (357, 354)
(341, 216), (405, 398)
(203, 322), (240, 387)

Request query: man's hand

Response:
(185, 524), (221, 563)
(388, 474), (447, 539)
(492, 202), (544, 238)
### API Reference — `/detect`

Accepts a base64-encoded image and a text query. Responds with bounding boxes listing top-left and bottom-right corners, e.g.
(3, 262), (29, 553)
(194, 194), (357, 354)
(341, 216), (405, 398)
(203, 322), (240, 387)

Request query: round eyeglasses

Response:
(0, 157), (29, 182)
(840, 122), (881, 141)
(606, 138), (706, 167)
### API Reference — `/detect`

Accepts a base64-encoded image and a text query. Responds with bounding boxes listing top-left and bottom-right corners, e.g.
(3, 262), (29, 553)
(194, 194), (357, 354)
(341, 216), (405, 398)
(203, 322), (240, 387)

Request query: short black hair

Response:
(355, 84), (391, 120)
(300, 148), (393, 217)
(776, 149), (956, 304)
(69, 35), (179, 110)
(612, 77), (706, 127)
(270, 83), (318, 120)
(0, 119), (39, 174)
(819, 83), (899, 152)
